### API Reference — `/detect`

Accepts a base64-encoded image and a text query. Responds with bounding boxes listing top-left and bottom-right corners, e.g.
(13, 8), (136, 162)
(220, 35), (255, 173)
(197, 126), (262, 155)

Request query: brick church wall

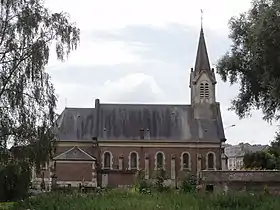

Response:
(100, 146), (221, 187)
(33, 143), (222, 189)
(56, 162), (93, 182)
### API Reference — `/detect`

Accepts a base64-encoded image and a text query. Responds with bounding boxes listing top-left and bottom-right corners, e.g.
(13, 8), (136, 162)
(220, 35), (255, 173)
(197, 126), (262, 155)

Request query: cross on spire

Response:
(194, 9), (211, 75)
(200, 9), (203, 29)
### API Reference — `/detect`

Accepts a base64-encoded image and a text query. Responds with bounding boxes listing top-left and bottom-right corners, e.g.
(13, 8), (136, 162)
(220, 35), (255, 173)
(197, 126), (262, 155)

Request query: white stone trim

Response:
(118, 157), (123, 170)
(128, 151), (140, 170)
(154, 151), (165, 170)
(91, 162), (95, 170)
(56, 181), (96, 187)
(206, 152), (216, 170)
(144, 158), (149, 179)
(180, 152), (191, 171)
(55, 160), (94, 163)
(53, 146), (95, 160)
(58, 141), (221, 148)
(102, 151), (113, 169)
(171, 158), (176, 179)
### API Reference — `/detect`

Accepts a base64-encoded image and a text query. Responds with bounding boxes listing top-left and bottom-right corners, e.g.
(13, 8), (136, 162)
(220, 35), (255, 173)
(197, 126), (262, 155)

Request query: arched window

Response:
(181, 152), (191, 170)
(205, 83), (209, 98)
(129, 152), (138, 169)
(200, 83), (205, 98)
(207, 152), (215, 170)
(155, 152), (165, 170)
(200, 82), (210, 99)
(103, 151), (112, 169)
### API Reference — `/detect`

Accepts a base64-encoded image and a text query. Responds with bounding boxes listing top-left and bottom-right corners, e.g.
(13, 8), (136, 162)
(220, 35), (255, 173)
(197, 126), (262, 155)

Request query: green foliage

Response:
(0, 202), (15, 209)
(154, 168), (170, 192)
(263, 185), (269, 195)
(0, 0), (80, 169)
(0, 161), (31, 202)
(243, 151), (278, 169)
(10, 190), (280, 210)
(180, 172), (197, 193)
(269, 132), (280, 158)
(216, 0), (280, 122)
(208, 192), (266, 210)
(133, 169), (152, 194)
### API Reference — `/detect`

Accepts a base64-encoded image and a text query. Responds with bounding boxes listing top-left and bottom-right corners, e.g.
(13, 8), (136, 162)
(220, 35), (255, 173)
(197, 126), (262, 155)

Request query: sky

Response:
(44, 0), (277, 145)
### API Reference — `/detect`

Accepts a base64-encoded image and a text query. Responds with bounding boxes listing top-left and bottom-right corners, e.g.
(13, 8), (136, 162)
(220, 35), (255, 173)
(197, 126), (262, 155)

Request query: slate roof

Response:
(55, 108), (95, 141)
(55, 102), (225, 143)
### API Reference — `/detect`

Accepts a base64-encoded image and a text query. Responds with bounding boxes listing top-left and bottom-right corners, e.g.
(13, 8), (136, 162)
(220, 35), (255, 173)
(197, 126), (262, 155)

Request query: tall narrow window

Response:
(156, 152), (164, 170)
(103, 152), (112, 169)
(129, 152), (138, 169)
(200, 83), (205, 98)
(205, 83), (209, 98)
(207, 153), (215, 170)
(182, 153), (190, 169)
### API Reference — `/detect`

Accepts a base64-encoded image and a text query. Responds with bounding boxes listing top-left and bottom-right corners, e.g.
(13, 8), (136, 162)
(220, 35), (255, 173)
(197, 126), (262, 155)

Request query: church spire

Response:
(194, 12), (211, 75)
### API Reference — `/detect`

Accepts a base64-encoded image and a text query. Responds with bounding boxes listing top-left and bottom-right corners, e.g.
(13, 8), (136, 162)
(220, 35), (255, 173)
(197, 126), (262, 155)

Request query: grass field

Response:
(8, 189), (280, 210)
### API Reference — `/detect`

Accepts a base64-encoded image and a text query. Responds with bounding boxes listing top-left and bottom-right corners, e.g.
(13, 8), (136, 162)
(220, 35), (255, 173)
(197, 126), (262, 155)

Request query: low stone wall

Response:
(200, 170), (280, 193)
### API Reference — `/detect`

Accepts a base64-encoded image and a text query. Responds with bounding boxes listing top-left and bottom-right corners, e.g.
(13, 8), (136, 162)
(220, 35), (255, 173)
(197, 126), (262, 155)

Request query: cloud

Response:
(92, 24), (231, 65)
(45, 0), (251, 32)
(99, 73), (166, 103)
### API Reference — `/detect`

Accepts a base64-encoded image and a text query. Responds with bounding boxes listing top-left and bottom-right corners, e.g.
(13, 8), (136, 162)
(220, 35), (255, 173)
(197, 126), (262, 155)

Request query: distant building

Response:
(225, 143), (269, 170)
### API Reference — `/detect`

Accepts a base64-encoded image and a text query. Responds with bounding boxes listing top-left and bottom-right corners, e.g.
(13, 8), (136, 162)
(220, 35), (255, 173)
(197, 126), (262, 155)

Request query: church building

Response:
(33, 27), (227, 188)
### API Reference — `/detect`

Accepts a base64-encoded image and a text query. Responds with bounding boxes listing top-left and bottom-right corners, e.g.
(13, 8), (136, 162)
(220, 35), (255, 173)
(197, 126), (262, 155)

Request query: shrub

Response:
(154, 168), (170, 192)
(134, 169), (152, 194)
(180, 172), (197, 193)
(263, 185), (269, 195)
(0, 161), (31, 202)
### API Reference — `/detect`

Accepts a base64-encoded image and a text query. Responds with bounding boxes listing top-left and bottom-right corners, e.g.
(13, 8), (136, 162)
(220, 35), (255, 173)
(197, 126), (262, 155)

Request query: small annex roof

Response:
(53, 146), (95, 161)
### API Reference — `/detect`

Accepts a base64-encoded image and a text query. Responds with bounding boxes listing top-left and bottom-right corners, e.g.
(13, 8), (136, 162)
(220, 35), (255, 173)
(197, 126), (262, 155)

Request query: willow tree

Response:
(216, 0), (280, 123)
(0, 0), (79, 169)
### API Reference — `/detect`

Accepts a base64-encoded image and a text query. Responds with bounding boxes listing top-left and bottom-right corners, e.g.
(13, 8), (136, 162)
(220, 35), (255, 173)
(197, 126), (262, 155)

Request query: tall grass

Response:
(11, 190), (280, 210)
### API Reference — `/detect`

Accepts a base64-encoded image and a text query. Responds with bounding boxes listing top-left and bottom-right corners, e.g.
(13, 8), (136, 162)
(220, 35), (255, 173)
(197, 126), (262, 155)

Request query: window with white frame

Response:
(155, 152), (164, 170)
(207, 152), (215, 170)
(103, 152), (112, 169)
(181, 152), (191, 170)
(129, 152), (138, 169)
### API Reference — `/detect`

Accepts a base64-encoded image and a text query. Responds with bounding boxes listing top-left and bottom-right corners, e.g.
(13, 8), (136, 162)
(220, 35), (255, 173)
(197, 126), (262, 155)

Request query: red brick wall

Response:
(100, 146), (221, 179)
(56, 162), (92, 181)
(52, 143), (221, 187)
(107, 172), (135, 187)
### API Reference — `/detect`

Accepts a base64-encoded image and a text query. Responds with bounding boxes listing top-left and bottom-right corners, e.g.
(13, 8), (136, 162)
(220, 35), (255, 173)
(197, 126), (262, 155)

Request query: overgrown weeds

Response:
(11, 190), (280, 210)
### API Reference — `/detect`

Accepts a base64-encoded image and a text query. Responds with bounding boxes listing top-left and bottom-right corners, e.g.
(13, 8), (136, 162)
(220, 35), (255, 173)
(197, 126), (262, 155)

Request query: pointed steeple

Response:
(194, 27), (211, 75)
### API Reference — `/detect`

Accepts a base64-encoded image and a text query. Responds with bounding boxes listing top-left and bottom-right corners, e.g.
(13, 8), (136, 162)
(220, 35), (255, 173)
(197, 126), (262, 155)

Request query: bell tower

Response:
(189, 23), (216, 104)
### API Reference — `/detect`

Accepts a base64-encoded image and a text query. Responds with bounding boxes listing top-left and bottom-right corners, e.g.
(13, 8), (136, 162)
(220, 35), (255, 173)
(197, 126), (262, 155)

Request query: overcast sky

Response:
(44, 0), (277, 145)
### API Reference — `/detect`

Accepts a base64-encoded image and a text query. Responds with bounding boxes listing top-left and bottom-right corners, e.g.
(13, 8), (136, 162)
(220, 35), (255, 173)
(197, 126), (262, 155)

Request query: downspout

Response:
(93, 99), (100, 187)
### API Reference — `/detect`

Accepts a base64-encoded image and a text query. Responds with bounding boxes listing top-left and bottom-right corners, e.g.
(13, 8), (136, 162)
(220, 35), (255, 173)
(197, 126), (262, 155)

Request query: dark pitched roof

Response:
(55, 102), (225, 143)
(56, 108), (96, 141)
